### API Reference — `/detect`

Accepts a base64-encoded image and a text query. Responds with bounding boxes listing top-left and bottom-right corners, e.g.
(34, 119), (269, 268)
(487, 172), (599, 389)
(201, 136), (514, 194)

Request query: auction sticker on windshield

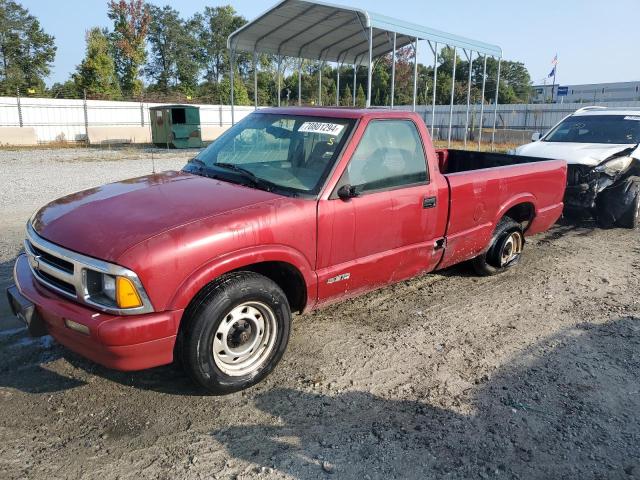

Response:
(299, 122), (345, 135)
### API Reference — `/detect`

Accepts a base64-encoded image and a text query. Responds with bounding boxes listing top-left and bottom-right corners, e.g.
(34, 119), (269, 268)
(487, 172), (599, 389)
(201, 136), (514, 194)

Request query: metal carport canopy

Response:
(227, 0), (502, 64)
(227, 0), (504, 150)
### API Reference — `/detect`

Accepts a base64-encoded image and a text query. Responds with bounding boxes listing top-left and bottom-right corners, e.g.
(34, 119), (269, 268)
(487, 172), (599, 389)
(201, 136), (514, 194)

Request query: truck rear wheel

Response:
(472, 217), (524, 276)
(179, 272), (291, 395)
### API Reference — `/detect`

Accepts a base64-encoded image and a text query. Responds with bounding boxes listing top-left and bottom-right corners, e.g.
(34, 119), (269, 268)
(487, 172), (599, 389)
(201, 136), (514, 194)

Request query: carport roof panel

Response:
(227, 0), (502, 64)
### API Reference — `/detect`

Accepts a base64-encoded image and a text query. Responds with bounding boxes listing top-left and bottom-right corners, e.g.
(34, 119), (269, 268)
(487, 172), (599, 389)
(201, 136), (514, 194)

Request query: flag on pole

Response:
(548, 66), (556, 78)
(551, 53), (558, 65)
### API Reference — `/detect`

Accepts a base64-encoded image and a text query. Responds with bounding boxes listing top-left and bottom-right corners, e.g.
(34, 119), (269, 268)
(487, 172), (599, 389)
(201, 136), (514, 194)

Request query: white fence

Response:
(414, 100), (640, 142)
(0, 97), (254, 144)
(1, 96), (640, 145)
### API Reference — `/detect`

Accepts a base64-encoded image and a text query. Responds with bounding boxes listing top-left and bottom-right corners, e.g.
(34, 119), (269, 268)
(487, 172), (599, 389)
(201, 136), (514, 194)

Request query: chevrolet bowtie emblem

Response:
(30, 255), (40, 270)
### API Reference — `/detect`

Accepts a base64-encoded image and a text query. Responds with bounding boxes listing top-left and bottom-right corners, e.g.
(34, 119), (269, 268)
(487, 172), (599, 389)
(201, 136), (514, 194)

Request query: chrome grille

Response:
(30, 243), (74, 274)
(24, 223), (154, 315)
(25, 237), (79, 299)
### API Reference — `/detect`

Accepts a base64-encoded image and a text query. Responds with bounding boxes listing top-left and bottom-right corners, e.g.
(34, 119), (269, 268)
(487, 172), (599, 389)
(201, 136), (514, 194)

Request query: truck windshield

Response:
(544, 114), (640, 144)
(186, 113), (354, 195)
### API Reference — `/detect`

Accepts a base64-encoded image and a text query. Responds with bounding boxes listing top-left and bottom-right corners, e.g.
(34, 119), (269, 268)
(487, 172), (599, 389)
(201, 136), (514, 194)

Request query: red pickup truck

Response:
(7, 108), (566, 394)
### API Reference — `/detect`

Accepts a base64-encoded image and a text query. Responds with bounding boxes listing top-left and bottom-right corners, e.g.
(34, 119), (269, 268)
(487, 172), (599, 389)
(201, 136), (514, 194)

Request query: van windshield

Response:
(184, 113), (354, 195)
(544, 114), (640, 144)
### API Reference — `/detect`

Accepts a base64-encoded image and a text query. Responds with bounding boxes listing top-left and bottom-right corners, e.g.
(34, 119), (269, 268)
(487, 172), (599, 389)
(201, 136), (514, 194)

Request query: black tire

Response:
(179, 272), (291, 395)
(472, 217), (525, 276)
(616, 178), (640, 229)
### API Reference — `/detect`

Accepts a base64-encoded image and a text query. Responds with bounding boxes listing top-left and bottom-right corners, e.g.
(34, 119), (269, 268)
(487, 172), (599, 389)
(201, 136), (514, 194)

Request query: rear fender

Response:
(167, 245), (317, 312)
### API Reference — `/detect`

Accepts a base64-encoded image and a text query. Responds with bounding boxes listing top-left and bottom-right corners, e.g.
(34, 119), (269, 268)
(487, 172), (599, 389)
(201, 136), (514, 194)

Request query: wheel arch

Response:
(495, 194), (537, 232)
(168, 245), (316, 315)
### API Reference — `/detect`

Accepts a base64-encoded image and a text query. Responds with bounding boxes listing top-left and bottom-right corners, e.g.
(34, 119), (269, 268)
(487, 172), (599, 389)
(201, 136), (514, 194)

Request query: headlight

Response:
(85, 270), (143, 309)
(594, 156), (633, 176)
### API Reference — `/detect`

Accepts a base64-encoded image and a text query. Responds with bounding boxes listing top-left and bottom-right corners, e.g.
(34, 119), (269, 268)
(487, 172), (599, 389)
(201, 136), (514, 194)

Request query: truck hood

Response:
(515, 141), (640, 167)
(31, 170), (280, 262)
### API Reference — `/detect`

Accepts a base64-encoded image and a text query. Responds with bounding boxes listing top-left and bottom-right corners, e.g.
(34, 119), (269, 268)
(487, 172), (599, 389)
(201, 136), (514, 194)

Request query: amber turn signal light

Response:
(116, 277), (142, 309)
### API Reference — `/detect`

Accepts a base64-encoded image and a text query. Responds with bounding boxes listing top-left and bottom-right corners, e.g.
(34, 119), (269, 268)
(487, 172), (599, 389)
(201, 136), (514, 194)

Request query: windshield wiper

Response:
(187, 157), (207, 169)
(214, 162), (276, 192)
(184, 158), (226, 181)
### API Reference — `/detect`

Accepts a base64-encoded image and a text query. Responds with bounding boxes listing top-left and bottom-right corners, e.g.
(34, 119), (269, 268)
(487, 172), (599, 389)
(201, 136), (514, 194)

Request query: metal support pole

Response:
(478, 55), (488, 150)
(230, 49), (235, 125)
(430, 41), (438, 135)
(336, 63), (340, 106)
(353, 63), (356, 106)
(318, 61), (322, 106)
(16, 87), (22, 128)
(253, 51), (258, 110)
(447, 47), (457, 147)
(463, 50), (473, 147)
(298, 59), (302, 106)
(83, 89), (90, 142)
(366, 26), (373, 107)
(412, 37), (418, 112)
(491, 58), (502, 150)
(277, 55), (281, 107)
(390, 32), (396, 108)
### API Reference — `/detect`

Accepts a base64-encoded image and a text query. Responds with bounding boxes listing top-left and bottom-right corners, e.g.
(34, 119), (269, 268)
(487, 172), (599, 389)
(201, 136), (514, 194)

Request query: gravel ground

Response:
(0, 148), (639, 480)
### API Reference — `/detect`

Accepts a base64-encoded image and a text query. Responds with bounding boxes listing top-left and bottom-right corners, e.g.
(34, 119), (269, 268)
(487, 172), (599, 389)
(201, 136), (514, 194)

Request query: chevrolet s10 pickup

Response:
(7, 108), (567, 394)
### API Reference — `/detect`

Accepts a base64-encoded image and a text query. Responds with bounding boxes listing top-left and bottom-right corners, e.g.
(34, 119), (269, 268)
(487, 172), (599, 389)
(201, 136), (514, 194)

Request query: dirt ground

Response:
(0, 149), (639, 480)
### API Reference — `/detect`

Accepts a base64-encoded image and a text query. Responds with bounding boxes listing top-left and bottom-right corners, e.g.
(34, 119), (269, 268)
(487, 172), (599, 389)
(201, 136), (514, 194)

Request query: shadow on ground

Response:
(210, 317), (639, 479)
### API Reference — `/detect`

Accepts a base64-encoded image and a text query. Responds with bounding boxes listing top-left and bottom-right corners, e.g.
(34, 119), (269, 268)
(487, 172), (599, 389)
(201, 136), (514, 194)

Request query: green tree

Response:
(433, 47), (533, 105)
(341, 83), (352, 106)
(73, 27), (120, 98)
(0, 0), (56, 94)
(198, 5), (247, 84)
(355, 84), (366, 107)
(108, 0), (150, 97)
(481, 57), (533, 104)
(48, 79), (78, 98)
(145, 5), (200, 95)
(175, 15), (201, 94)
(216, 73), (250, 105)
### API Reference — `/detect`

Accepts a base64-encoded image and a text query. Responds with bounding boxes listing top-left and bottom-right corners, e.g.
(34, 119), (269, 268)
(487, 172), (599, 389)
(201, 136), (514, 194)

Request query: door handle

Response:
(423, 196), (437, 209)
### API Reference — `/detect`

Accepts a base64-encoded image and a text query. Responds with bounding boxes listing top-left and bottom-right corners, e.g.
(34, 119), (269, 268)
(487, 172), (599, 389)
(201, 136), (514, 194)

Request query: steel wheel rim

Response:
(212, 301), (277, 377)
(500, 231), (523, 266)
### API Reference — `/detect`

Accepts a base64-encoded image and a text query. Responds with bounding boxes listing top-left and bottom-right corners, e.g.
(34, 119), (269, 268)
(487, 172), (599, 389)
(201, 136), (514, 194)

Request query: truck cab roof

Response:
(257, 106), (420, 120)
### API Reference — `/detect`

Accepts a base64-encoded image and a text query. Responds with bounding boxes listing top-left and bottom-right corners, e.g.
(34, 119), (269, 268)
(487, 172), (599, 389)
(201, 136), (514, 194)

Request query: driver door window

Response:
(337, 119), (428, 194)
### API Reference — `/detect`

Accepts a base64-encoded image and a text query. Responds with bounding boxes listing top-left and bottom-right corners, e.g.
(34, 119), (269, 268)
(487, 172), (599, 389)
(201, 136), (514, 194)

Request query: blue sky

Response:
(24, 0), (639, 87)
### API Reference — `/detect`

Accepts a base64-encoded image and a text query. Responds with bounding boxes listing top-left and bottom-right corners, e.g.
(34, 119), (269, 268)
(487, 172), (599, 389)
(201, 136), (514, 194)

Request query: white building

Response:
(532, 81), (640, 103)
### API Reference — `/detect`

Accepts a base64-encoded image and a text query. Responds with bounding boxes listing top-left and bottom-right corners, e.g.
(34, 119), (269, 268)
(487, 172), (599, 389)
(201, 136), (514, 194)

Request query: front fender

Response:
(166, 244), (317, 312)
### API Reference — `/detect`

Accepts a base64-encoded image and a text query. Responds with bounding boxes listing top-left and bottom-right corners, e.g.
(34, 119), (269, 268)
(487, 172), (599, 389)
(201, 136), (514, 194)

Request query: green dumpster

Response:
(149, 105), (204, 148)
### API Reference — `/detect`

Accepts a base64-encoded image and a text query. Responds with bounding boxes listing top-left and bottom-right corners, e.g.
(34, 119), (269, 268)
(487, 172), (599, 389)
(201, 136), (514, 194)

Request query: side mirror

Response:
(337, 184), (360, 200)
(531, 132), (542, 142)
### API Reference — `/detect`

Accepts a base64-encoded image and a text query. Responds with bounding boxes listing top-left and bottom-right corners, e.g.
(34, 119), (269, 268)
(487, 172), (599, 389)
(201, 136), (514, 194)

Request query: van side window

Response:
(339, 120), (427, 193)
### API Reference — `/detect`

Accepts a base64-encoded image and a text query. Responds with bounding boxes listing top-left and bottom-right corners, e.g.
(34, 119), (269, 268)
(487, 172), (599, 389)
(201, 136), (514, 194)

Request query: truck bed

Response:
(433, 149), (567, 270)
(436, 149), (554, 174)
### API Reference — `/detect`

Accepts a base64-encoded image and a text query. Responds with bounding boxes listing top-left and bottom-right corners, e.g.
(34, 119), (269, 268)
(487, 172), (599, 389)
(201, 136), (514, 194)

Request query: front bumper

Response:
(8, 254), (183, 371)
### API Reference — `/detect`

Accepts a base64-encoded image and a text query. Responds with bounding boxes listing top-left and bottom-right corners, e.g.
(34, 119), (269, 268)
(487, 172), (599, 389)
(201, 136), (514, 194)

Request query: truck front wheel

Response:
(472, 217), (525, 276)
(179, 272), (291, 394)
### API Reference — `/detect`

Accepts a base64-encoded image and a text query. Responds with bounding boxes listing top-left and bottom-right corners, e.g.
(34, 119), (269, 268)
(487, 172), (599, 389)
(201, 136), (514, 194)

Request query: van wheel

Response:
(616, 178), (640, 229)
(472, 217), (524, 276)
(180, 272), (291, 395)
